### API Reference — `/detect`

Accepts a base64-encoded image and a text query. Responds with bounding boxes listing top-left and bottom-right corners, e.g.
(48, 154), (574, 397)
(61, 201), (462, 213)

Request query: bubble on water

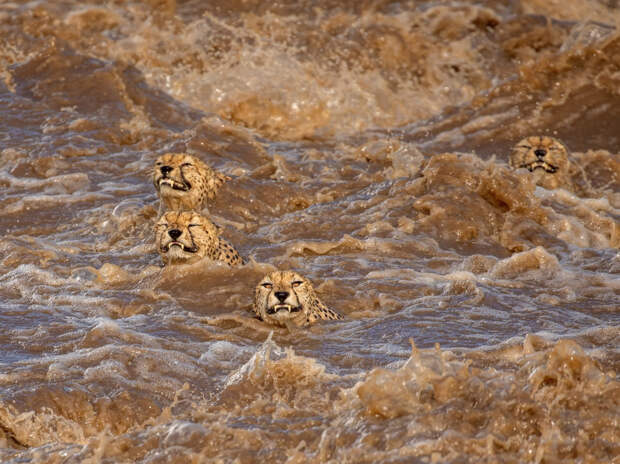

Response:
(560, 20), (616, 52)
(199, 340), (250, 369)
(112, 199), (144, 218)
(70, 267), (98, 282)
(162, 421), (208, 449)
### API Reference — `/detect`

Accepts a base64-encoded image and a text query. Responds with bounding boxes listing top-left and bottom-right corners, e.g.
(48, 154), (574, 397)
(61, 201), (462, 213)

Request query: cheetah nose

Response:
(168, 229), (182, 240)
(534, 148), (547, 158)
(275, 291), (289, 302)
(160, 165), (173, 175)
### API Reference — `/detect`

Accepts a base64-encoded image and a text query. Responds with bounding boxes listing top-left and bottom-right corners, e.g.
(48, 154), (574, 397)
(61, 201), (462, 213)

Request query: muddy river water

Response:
(0, 1), (619, 462)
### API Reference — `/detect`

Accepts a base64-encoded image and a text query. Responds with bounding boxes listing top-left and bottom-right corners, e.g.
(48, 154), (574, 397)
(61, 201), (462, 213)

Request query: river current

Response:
(0, 1), (618, 463)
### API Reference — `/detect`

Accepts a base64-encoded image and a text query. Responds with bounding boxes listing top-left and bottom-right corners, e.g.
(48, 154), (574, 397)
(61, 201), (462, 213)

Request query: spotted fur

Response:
(155, 211), (242, 266)
(509, 136), (572, 190)
(253, 270), (343, 327)
(153, 153), (229, 212)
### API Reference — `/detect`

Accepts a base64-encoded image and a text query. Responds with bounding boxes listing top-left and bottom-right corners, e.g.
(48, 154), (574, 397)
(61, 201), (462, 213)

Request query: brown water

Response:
(1, 1), (619, 462)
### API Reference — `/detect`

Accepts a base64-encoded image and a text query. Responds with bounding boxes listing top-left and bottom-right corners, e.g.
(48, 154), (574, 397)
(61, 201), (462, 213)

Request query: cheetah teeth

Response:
(273, 304), (302, 313)
(275, 304), (292, 312)
(159, 178), (189, 191)
(164, 242), (197, 253)
(522, 161), (558, 173)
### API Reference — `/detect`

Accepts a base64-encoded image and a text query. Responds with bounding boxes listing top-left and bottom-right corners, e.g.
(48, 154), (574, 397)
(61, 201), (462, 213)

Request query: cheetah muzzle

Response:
(155, 211), (243, 266)
(520, 159), (558, 174)
(253, 271), (343, 327)
(509, 136), (571, 189)
(153, 153), (229, 212)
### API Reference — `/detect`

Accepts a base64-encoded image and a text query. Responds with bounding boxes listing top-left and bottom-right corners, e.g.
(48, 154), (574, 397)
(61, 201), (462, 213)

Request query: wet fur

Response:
(155, 211), (242, 266)
(253, 270), (343, 327)
(509, 136), (572, 190)
(153, 153), (229, 212)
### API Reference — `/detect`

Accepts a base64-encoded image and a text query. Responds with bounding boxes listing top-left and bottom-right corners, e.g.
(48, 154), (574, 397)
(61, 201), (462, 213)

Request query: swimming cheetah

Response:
(153, 153), (229, 212)
(253, 271), (343, 327)
(509, 136), (572, 190)
(155, 211), (242, 266)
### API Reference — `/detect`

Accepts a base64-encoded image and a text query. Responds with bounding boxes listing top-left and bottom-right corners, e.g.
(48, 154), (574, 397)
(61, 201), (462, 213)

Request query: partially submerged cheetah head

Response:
(253, 271), (343, 327)
(509, 136), (571, 189)
(155, 211), (242, 266)
(153, 153), (228, 211)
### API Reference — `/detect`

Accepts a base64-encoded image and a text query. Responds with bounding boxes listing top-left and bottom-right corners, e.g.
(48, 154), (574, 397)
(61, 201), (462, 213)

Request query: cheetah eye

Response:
(187, 223), (202, 227)
(181, 163), (194, 168)
(291, 281), (303, 287)
(261, 282), (273, 289)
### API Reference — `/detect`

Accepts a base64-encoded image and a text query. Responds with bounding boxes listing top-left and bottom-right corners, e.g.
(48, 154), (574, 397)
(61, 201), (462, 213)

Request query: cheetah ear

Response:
(216, 172), (232, 183)
(209, 221), (223, 235)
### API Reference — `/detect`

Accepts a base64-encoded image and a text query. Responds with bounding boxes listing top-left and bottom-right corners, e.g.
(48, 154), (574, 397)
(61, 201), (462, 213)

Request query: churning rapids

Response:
(0, 1), (619, 463)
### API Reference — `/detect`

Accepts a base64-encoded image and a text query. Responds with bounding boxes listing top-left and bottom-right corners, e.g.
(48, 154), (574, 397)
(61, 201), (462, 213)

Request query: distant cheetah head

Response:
(253, 271), (342, 327)
(155, 211), (220, 265)
(509, 136), (571, 189)
(153, 153), (225, 211)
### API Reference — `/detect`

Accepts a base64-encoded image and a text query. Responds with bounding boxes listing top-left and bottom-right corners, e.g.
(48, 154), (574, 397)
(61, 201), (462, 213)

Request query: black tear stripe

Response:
(264, 291), (271, 316)
(179, 164), (193, 190)
(291, 287), (303, 313)
(185, 225), (199, 254)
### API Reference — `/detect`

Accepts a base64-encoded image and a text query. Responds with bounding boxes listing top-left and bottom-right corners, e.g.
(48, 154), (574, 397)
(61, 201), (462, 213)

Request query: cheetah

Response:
(509, 136), (572, 190)
(253, 270), (343, 327)
(153, 153), (229, 212)
(155, 211), (242, 266)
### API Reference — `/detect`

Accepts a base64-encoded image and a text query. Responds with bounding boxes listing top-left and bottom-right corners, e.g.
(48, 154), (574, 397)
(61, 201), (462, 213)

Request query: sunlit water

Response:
(0, 1), (618, 462)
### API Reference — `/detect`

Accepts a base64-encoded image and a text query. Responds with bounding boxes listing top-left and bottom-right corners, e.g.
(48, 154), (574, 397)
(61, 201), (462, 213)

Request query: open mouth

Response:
(158, 177), (191, 191)
(161, 242), (198, 253)
(266, 304), (303, 315)
(521, 161), (558, 173)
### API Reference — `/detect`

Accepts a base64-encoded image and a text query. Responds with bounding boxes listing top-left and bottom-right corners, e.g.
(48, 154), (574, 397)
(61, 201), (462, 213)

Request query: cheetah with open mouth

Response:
(153, 153), (229, 212)
(155, 211), (242, 266)
(509, 136), (572, 190)
(253, 271), (343, 327)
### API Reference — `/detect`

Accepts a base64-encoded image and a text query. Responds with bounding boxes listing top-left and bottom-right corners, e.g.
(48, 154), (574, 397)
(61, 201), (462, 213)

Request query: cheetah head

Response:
(253, 271), (323, 327)
(509, 136), (571, 189)
(155, 211), (220, 265)
(153, 153), (211, 211)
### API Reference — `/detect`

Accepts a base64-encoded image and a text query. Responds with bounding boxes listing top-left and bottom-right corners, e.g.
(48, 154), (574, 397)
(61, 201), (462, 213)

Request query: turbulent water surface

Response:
(0, 1), (619, 462)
